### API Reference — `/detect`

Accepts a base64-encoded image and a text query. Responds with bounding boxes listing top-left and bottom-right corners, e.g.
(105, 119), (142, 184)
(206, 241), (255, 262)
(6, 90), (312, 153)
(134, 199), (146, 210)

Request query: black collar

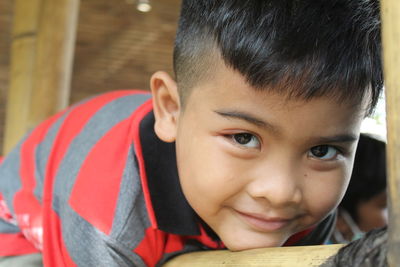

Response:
(139, 111), (200, 235)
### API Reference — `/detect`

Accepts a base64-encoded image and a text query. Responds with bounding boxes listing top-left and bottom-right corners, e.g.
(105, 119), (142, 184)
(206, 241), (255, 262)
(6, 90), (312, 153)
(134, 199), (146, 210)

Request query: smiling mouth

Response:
(236, 210), (294, 232)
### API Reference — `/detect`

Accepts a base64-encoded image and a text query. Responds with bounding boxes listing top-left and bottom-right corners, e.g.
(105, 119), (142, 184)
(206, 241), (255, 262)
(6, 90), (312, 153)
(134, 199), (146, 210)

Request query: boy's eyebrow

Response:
(214, 109), (359, 144)
(214, 109), (279, 132)
(312, 134), (359, 144)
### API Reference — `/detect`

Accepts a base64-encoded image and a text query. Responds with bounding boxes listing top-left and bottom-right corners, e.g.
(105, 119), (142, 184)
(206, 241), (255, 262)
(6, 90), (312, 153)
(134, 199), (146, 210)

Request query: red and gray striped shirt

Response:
(0, 90), (335, 266)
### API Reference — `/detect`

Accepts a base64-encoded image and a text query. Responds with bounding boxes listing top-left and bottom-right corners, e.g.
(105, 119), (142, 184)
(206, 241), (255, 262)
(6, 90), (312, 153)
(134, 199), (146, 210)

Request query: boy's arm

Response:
(0, 110), (66, 257)
(0, 213), (40, 256)
(1, 156), (34, 256)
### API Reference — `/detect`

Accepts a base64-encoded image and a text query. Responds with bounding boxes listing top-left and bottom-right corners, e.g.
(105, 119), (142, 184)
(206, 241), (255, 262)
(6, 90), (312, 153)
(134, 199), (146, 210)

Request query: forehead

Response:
(187, 54), (369, 111)
(184, 61), (367, 139)
(190, 58), (368, 110)
(182, 47), (372, 114)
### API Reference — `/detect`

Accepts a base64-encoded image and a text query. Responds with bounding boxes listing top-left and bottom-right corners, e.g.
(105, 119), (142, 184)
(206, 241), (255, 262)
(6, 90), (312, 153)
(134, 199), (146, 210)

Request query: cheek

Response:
(176, 134), (245, 215)
(304, 168), (350, 217)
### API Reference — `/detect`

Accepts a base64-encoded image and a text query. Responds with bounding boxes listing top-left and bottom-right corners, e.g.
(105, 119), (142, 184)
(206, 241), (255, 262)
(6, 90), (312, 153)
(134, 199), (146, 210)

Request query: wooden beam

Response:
(28, 0), (80, 130)
(3, 0), (80, 155)
(3, 0), (42, 155)
(163, 244), (343, 266)
(380, 0), (400, 266)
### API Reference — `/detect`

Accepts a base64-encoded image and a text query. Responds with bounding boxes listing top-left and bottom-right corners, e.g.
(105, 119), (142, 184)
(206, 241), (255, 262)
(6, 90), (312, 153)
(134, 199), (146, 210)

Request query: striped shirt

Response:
(0, 90), (335, 266)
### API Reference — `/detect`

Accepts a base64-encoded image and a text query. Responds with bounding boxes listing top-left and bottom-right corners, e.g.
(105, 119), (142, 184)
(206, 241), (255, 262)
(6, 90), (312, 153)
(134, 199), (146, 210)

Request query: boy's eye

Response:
(308, 145), (339, 160)
(232, 133), (260, 149)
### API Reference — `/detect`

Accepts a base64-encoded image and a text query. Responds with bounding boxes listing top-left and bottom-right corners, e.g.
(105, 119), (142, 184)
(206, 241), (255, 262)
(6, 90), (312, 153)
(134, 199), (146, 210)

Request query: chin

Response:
(223, 235), (288, 251)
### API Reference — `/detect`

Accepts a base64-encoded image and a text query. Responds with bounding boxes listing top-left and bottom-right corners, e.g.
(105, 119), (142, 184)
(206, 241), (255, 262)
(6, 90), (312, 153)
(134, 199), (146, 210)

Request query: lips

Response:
(236, 210), (293, 232)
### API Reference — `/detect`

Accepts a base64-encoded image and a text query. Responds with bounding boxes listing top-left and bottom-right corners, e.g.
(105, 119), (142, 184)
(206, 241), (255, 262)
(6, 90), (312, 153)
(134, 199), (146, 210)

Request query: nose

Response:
(246, 160), (303, 208)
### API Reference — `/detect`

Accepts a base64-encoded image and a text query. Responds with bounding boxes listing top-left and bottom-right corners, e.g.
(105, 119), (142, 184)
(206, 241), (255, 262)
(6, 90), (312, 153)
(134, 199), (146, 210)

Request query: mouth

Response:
(235, 210), (295, 232)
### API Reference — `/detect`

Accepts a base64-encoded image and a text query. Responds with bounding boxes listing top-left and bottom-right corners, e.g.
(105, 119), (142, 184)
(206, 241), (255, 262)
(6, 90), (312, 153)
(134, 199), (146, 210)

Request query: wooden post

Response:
(3, 0), (42, 155)
(380, 0), (400, 266)
(3, 0), (80, 155)
(28, 0), (80, 130)
(163, 244), (343, 267)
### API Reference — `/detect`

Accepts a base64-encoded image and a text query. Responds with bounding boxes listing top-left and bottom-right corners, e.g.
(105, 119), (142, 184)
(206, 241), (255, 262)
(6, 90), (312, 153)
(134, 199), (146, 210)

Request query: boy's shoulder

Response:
(70, 90), (152, 120)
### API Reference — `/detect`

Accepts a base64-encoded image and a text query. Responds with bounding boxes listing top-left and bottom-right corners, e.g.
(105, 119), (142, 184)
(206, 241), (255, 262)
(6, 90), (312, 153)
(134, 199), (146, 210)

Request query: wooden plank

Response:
(3, 0), (80, 155)
(163, 244), (343, 267)
(380, 0), (400, 266)
(27, 0), (80, 130)
(3, 0), (42, 155)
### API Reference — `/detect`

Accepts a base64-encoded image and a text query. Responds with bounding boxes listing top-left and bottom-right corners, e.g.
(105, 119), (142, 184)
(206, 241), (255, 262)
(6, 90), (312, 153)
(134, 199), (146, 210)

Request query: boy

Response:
(0, 0), (383, 266)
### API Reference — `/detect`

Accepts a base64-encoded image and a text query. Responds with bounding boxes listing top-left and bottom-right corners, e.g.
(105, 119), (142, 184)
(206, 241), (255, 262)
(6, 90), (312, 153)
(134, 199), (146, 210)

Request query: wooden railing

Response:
(163, 244), (344, 267)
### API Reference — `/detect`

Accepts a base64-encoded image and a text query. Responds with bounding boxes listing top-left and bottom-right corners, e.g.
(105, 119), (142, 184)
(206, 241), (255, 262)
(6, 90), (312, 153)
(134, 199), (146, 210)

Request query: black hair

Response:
(174, 0), (383, 114)
(339, 134), (387, 223)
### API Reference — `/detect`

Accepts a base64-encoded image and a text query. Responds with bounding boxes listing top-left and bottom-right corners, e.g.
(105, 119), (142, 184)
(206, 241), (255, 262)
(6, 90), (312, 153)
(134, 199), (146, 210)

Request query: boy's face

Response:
(154, 62), (367, 251)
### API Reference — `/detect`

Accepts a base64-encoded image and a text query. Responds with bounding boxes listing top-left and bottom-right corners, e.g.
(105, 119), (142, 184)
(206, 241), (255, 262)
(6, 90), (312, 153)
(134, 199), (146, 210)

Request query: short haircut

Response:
(340, 134), (387, 223)
(173, 0), (383, 114)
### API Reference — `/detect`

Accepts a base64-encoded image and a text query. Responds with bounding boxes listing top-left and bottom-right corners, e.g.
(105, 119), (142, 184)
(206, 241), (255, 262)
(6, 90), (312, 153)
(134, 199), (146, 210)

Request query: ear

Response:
(150, 71), (180, 143)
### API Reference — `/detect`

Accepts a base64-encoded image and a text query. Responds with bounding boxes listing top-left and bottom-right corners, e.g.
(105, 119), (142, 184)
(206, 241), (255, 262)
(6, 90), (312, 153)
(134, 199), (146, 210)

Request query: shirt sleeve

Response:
(0, 216), (40, 256)
(0, 155), (37, 257)
(0, 111), (65, 256)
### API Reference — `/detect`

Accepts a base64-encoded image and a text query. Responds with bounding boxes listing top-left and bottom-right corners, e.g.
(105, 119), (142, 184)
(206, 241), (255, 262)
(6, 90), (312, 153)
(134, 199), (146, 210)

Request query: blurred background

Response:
(0, 0), (180, 153)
